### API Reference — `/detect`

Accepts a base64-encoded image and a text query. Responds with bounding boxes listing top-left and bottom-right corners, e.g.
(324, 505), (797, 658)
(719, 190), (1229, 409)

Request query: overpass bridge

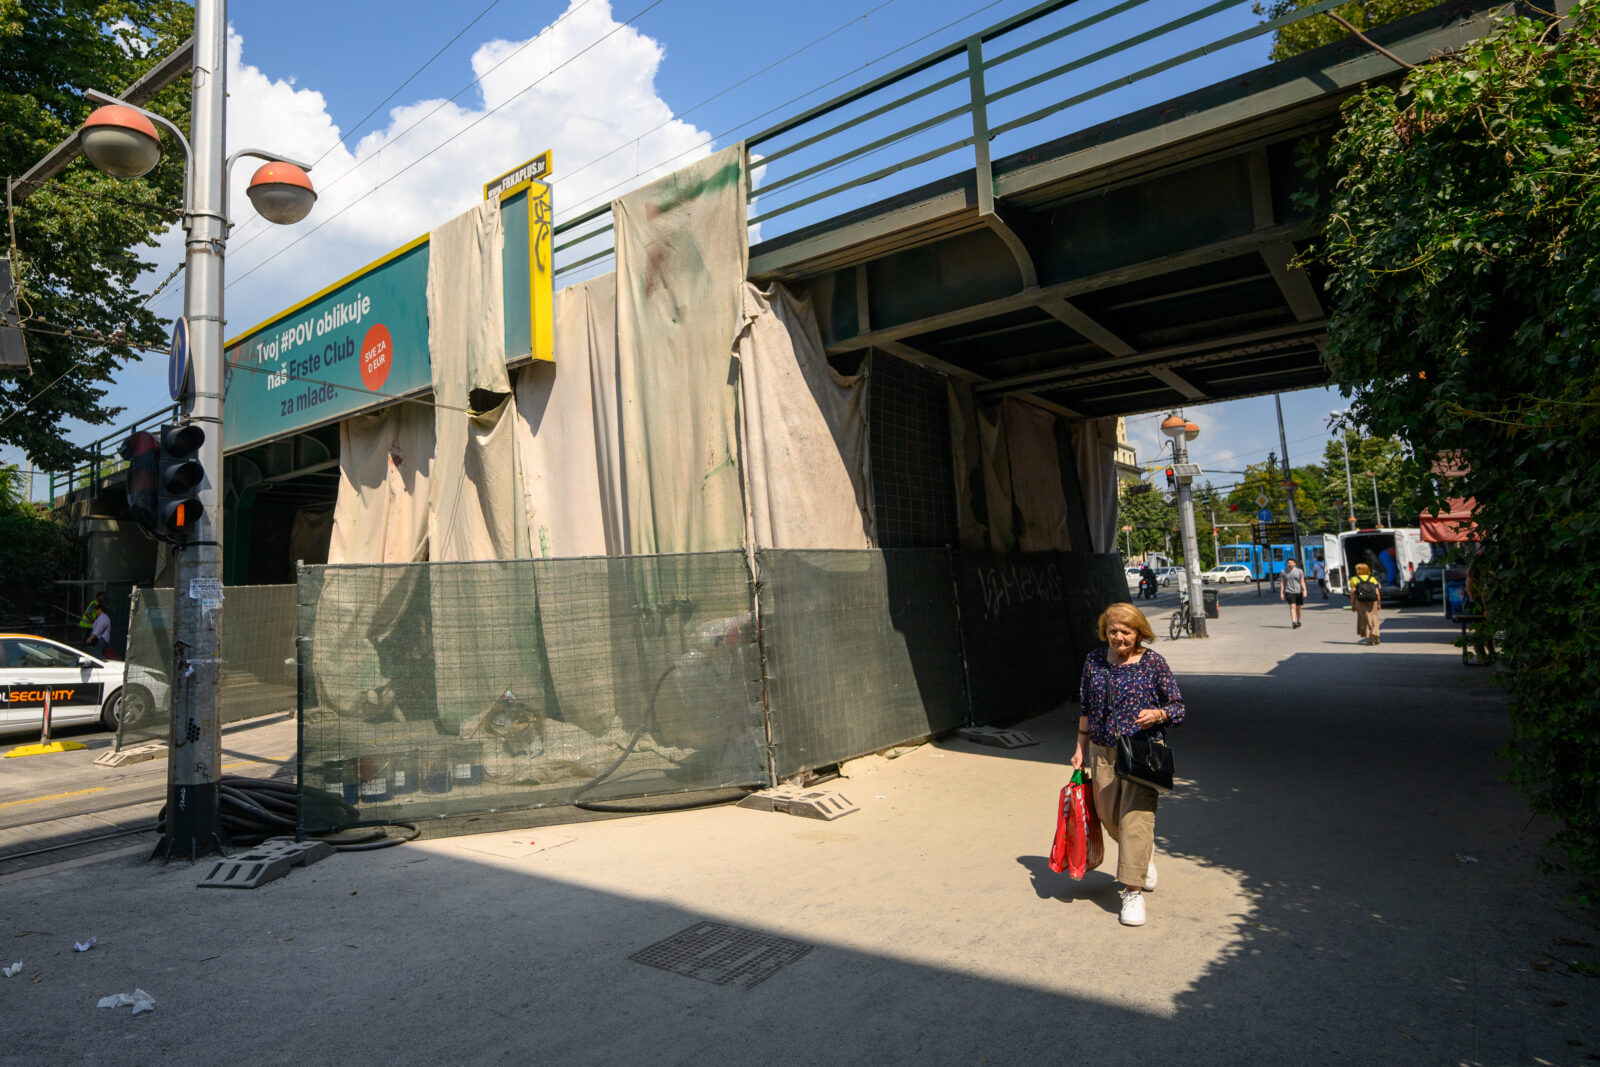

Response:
(558, 0), (1511, 420)
(53, 0), (1528, 543)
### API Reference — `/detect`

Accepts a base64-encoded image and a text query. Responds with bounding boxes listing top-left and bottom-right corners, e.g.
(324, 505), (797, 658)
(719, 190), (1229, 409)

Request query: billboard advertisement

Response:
(222, 152), (554, 453)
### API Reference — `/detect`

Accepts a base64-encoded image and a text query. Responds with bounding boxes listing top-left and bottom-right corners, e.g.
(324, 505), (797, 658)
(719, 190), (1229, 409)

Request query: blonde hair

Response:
(1355, 562), (1371, 576)
(1098, 602), (1155, 646)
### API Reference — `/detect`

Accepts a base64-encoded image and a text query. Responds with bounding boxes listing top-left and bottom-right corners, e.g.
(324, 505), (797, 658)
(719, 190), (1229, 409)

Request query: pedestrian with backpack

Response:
(1349, 562), (1382, 645)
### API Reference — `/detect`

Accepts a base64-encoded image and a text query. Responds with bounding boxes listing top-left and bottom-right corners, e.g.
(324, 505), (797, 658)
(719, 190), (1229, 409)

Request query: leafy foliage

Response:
(1258, 0), (1441, 62)
(1312, 2), (1600, 888)
(0, 0), (192, 468)
(0, 464), (73, 620)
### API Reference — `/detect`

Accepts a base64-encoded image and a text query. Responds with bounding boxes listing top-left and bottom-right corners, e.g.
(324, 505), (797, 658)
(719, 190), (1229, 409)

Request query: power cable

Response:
(221, 0), (1014, 295)
(222, 0), (668, 291)
(220, 0), (607, 264)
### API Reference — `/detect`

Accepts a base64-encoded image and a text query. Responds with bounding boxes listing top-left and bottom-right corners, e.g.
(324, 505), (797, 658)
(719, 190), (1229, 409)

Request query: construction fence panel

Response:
(116, 584), (299, 749)
(297, 552), (767, 832)
(757, 548), (968, 779)
(957, 551), (1131, 727)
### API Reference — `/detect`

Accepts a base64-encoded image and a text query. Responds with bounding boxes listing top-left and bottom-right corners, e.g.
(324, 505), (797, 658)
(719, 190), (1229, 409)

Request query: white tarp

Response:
(614, 144), (748, 555)
(327, 403), (435, 565)
(514, 274), (623, 558)
(425, 198), (523, 562)
(1072, 415), (1121, 553)
(736, 283), (872, 550)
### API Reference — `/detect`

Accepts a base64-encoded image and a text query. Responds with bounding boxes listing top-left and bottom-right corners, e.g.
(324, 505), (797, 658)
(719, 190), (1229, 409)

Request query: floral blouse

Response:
(1078, 645), (1185, 746)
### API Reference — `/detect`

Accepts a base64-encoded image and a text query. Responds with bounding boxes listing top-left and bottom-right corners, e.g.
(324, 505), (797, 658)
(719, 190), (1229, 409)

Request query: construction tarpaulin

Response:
(736, 282), (872, 550)
(614, 144), (748, 555)
(327, 403), (434, 565)
(1072, 416), (1120, 554)
(426, 197), (524, 563)
(1001, 398), (1071, 552)
(515, 273), (623, 558)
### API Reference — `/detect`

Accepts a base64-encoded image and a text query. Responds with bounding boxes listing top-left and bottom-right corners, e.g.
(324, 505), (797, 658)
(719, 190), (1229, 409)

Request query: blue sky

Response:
(12, 0), (1344, 496)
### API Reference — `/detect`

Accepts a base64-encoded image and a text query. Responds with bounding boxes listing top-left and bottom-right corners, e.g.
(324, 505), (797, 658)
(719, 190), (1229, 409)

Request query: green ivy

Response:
(1311, 2), (1600, 892)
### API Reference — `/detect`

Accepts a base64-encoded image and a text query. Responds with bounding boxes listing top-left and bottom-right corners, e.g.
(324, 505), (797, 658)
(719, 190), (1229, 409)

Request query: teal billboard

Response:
(222, 186), (546, 453)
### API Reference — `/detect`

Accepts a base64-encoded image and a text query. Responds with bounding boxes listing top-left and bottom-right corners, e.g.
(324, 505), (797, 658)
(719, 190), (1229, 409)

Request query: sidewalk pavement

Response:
(0, 593), (1594, 1065)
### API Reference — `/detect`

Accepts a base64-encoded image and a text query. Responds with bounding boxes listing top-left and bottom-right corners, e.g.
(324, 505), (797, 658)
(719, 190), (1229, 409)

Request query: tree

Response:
(1117, 483), (1177, 560)
(0, 1), (192, 469)
(1258, 0), (1442, 62)
(0, 464), (73, 621)
(1311, 2), (1600, 889)
(1319, 430), (1416, 527)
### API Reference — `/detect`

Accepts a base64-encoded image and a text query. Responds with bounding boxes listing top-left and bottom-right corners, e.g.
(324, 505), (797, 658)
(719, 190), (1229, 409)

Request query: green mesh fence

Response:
(756, 549), (968, 779)
(297, 553), (767, 832)
(116, 584), (299, 749)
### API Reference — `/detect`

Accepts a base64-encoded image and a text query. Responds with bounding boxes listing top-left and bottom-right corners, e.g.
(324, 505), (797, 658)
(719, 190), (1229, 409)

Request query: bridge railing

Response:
(553, 0), (1356, 283)
(47, 403), (180, 507)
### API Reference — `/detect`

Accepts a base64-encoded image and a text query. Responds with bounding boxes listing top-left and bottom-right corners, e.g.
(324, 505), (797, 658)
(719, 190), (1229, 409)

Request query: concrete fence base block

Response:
(93, 743), (166, 767)
(197, 838), (335, 889)
(738, 786), (859, 821)
(955, 725), (1038, 749)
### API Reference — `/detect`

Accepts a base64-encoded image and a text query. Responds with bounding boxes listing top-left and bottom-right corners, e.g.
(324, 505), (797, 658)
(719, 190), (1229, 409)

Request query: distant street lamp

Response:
(76, 0), (316, 860)
(1330, 409), (1359, 529)
(1160, 414), (1207, 637)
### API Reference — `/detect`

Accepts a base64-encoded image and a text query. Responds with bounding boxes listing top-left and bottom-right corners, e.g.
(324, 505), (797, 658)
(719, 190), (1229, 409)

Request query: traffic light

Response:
(1164, 467), (1175, 489)
(119, 430), (160, 535)
(157, 423), (205, 540)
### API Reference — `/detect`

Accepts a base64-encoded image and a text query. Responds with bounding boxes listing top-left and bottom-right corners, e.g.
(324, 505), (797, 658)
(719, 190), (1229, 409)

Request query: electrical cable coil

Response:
(156, 775), (418, 851)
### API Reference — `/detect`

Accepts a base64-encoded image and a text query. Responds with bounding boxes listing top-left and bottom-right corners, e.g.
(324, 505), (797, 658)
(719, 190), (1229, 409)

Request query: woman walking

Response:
(1349, 561), (1383, 645)
(1071, 603), (1185, 927)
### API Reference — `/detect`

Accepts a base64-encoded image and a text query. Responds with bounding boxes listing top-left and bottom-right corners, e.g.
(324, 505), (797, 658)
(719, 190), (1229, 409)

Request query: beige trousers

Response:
(1354, 599), (1381, 640)
(1089, 742), (1158, 887)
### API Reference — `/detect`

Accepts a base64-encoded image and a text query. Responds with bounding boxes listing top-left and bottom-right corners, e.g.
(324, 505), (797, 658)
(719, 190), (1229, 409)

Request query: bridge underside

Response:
(749, 1), (1503, 420)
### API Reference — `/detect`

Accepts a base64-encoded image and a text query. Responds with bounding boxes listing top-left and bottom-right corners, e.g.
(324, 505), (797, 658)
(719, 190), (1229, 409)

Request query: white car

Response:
(0, 633), (161, 737)
(1201, 564), (1254, 584)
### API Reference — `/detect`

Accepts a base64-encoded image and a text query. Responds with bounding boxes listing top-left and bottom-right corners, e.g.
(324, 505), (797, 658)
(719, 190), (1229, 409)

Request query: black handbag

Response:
(1115, 730), (1174, 793)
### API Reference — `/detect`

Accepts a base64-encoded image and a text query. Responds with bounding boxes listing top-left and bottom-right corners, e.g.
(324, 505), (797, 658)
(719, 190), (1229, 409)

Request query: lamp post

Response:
(1367, 471), (1381, 529)
(78, 0), (315, 859)
(1272, 393), (1303, 560)
(1160, 414), (1206, 637)
(1330, 410), (1358, 529)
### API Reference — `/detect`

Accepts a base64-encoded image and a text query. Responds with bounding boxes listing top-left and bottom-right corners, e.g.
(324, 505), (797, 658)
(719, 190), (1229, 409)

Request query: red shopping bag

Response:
(1048, 769), (1104, 879)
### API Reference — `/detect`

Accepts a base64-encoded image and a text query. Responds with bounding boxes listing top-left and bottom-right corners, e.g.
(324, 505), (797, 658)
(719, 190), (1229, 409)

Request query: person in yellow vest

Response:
(1349, 563), (1382, 645)
(77, 590), (106, 635)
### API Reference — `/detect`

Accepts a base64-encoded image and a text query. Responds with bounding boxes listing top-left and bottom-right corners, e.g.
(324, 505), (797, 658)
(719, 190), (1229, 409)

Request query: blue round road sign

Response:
(168, 316), (190, 401)
(1257, 508), (1272, 522)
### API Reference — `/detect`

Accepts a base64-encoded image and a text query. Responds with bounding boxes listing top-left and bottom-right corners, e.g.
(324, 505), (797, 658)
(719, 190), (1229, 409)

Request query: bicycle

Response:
(1168, 592), (1196, 640)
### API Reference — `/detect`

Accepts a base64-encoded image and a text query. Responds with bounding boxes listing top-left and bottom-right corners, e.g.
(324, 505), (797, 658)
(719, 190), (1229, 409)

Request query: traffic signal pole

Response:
(155, 0), (227, 860)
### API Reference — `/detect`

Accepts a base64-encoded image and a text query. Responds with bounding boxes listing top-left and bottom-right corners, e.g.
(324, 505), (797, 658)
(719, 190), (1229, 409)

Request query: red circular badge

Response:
(360, 323), (392, 392)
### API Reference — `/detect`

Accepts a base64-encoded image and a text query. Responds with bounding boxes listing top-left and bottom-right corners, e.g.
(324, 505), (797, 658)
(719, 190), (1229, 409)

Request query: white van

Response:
(1326, 528), (1431, 597)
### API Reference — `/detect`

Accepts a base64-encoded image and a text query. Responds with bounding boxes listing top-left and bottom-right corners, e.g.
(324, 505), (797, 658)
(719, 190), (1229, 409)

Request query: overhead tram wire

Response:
(219, 0), (542, 257)
(222, 0), (670, 292)
(221, 0), (1017, 295)
(217, 0), (609, 268)
(554, 0), (1017, 221)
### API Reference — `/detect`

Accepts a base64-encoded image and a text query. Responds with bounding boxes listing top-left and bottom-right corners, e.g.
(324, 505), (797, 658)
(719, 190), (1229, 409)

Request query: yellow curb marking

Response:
(0, 787), (107, 810)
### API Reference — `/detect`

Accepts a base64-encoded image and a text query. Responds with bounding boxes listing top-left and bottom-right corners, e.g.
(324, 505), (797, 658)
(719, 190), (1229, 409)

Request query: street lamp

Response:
(77, 2), (315, 860)
(1330, 409), (1358, 529)
(1160, 414), (1207, 637)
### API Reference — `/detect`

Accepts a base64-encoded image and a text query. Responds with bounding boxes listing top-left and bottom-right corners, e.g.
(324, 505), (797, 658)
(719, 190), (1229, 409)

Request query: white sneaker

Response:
(1119, 887), (1146, 926)
(1143, 860), (1157, 892)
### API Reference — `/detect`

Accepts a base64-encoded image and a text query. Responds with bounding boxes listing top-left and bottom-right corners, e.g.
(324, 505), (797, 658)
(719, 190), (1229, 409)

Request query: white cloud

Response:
(144, 0), (715, 338)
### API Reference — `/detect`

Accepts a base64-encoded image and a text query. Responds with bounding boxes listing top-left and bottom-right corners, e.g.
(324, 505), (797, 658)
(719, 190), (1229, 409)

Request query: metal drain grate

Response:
(630, 922), (813, 989)
(955, 725), (1038, 749)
